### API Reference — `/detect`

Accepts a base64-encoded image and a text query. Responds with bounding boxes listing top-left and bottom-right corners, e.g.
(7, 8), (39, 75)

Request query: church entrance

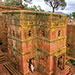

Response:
(58, 55), (65, 70)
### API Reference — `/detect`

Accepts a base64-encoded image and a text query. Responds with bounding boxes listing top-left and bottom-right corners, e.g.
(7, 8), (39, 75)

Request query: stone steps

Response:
(0, 53), (8, 64)
(3, 63), (22, 75)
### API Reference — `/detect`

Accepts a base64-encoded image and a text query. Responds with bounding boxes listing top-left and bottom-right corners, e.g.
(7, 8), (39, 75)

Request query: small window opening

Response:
(28, 31), (31, 36)
(0, 41), (2, 45)
(17, 30), (20, 38)
(42, 31), (45, 36)
(10, 28), (11, 34)
(5, 24), (7, 28)
(67, 44), (70, 48)
(58, 31), (61, 37)
(13, 31), (15, 36)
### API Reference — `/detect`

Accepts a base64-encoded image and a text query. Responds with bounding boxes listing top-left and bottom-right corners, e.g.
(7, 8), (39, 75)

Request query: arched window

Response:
(5, 24), (7, 28)
(28, 31), (31, 36)
(58, 56), (64, 70)
(16, 29), (21, 38)
(58, 31), (61, 37)
(0, 41), (2, 45)
(13, 40), (16, 49)
(42, 31), (45, 36)
(67, 43), (70, 48)
(10, 28), (11, 35)
(13, 30), (15, 36)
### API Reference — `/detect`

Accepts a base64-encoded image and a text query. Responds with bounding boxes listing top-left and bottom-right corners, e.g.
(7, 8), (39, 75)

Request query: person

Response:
(29, 59), (35, 72)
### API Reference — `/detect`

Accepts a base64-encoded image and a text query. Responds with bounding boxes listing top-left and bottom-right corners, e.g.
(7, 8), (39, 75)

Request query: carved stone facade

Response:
(0, 13), (8, 52)
(0, 5), (21, 53)
(2, 10), (67, 75)
(0, 5), (31, 52)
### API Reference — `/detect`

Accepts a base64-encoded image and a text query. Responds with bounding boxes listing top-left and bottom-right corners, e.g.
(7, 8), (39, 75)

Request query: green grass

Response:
(68, 59), (75, 66)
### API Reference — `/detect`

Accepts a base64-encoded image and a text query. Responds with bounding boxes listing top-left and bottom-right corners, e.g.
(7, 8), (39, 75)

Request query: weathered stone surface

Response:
(3, 10), (67, 75)
(0, 5), (68, 74)
(67, 25), (75, 58)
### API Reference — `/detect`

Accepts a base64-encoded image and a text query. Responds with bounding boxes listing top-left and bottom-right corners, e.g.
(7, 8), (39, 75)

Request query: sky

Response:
(2, 0), (75, 14)
(25, 0), (75, 14)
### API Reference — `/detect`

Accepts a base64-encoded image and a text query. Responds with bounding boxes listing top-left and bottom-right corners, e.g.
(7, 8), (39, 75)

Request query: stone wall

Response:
(0, 5), (28, 52)
(0, 6), (15, 52)
(67, 25), (75, 58)
(0, 14), (8, 52)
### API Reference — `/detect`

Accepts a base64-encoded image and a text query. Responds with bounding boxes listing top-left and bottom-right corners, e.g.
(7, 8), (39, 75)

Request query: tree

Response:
(44, 0), (66, 12)
(19, 0), (32, 8)
(4, 0), (20, 7)
(72, 12), (75, 19)
(23, 3), (28, 8)
(29, 5), (44, 11)
(37, 5), (44, 11)
(24, 0), (32, 4)
(67, 14), (72, 19)
(4, 0), (32, 8)
(33, 5), (38, 10)
(29, 5), (37, 10)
